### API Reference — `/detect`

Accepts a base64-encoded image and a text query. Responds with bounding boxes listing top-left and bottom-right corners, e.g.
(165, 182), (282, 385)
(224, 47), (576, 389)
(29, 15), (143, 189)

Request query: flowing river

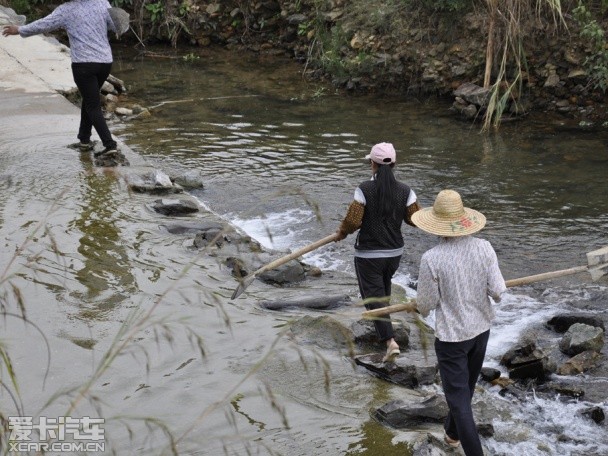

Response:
(1, 43), (607, 456)
(107, 46), (608, 455)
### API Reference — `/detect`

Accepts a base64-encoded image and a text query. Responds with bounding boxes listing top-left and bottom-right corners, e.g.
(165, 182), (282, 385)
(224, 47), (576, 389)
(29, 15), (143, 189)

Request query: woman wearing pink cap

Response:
(336, 142), (421, 361)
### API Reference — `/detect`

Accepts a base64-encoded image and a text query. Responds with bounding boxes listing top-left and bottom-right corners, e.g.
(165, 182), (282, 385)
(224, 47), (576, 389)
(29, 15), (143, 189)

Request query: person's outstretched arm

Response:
(2, 25), (19, 36)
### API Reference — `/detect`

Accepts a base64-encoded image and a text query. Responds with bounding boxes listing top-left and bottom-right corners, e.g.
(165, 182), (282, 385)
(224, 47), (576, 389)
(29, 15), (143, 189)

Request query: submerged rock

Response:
(374, 395), (448, 428)
(261, 294), (351, 310)
(288, 315), (355, 352)
(94, 150), (129, 167)
(161, 220), (226, 235)
(150, 198), (200, 216)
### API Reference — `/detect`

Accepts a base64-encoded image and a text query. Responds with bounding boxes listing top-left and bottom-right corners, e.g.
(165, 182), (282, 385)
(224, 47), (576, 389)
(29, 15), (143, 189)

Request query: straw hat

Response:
(411, 189), (486, 237)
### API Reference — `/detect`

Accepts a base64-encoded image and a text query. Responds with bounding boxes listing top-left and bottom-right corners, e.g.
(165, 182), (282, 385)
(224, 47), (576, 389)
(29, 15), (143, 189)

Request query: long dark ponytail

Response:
(375, 164), (398, 221)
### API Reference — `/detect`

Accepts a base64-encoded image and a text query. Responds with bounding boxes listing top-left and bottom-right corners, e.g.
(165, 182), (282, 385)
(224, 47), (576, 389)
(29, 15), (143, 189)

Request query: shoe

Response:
(68, 141), (95, 151)
(94, 147), (118, 157)
(78, 142), (94, 151)
(382, 342), (400, 362)
(444, 432), (460, 448)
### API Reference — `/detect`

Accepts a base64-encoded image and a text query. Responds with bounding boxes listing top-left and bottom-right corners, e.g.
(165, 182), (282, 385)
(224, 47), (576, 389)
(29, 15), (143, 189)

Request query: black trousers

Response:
(71, 62), (116, 149)
(354, 255), (401, 342)
(435, 330), (490, 456)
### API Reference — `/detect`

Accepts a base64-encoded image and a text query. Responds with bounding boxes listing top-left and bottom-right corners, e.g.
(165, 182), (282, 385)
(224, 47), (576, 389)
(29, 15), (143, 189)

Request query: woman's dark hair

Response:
(375, 163), (397, 221)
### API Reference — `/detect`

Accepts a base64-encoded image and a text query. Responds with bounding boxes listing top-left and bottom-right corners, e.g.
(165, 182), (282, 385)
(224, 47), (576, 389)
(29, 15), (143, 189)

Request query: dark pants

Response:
(71, 62), (116, 149)
(435, 330), (490, 456)
(354, 255), (401, 342)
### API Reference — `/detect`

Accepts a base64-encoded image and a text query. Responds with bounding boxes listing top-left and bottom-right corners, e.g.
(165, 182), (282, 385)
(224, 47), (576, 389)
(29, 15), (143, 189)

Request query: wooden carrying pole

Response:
(231, 233), (339, 300)
(362, 246), (608, 319)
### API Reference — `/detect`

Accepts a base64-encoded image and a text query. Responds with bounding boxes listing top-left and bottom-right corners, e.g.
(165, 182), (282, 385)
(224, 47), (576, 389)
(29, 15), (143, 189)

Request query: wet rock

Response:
(261, 294), (351, 310)
(480, 367), (501, 382)
(106, 74), (126, 93)
(193, 228), (228, 249)
(477, 423), (494, 438)
(558, 323), (605, 356)
(354, 350), (437, 387)
(351, 318), (410, 349)
(288, 315), (354, 351)
(535, 382), (584, 399)
(258, 260), (305, 285)
(453, 82), (491, 107)
(150, 198), (200, 216)
(581, 406), (605, 424)
(411, 434), (455, 456)
(169, 169), (206, 190)
(374, 395), (448, 428)
(94, 150), (129, 167)
(547, 313), (605, 333)
(126, 170), (178, 194)
(115, 107), (134, 116)
(160, 221), (225, 235)
(500, 342), (553, 381)
(557, 349), (602, 375)
(101, 80), (117, 95)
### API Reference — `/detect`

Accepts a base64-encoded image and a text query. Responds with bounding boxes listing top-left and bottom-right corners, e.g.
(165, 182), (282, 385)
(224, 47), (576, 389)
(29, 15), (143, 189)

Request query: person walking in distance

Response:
(336, 142), (421, 362)
(412, 189), (506, 455)
(3, 0), (119, 156)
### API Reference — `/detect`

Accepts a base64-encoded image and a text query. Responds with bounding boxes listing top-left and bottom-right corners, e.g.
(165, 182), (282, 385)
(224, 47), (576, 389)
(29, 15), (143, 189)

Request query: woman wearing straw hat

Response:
(336, 142), (421, 362)
(412, 189), (506, 456)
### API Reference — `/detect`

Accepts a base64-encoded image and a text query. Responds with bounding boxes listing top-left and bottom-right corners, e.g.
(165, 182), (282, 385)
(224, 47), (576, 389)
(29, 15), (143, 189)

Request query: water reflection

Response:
(70, 165), (136, 319)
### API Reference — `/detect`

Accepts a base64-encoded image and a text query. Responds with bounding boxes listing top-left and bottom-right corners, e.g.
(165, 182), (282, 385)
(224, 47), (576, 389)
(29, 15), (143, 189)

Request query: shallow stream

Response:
(1, 43), (607, 456)
(110, 45), (608, 455)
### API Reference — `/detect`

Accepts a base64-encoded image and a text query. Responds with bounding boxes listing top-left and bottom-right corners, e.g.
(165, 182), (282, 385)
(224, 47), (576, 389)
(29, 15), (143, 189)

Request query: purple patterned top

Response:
(18, 0), (115, 63)
(417, 235), (507, 342)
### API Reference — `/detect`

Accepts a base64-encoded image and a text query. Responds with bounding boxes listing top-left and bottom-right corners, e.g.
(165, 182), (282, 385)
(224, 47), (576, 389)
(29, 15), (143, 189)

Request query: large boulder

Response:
(547, 313), (605, 333)
(354, 350), (437, 388)
(558, 323), (605, 356)
(500, 342), (554, 382)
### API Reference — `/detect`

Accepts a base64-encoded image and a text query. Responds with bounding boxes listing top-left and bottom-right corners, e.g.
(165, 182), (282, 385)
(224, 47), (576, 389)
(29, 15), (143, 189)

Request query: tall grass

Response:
(481, 0), (566, 130)
(0, 187), (344, 455)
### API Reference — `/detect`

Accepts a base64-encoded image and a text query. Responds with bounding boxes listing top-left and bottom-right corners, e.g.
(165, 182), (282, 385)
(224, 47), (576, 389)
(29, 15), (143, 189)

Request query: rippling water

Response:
(107, 46), (608, 455)
(1, 44), (605, 455)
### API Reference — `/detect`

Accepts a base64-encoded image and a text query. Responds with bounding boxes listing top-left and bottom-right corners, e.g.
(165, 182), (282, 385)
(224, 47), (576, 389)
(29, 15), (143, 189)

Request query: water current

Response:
(106, 46), (608, 455)
(2, 42), (607, 456)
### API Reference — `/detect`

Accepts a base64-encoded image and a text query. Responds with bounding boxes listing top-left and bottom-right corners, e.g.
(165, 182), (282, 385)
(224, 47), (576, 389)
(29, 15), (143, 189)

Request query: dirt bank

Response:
(11, 0), (608, 126)
(103, 0), (608, 128)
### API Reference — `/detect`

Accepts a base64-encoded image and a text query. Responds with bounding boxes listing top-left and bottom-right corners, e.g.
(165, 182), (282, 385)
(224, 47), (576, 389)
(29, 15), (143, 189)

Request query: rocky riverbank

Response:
(12, 1), (608, 127)
(112, 0), (608, 128)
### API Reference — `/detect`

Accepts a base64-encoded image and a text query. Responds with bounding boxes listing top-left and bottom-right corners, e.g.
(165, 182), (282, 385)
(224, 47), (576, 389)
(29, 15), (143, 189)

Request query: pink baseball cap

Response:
(365, 142), (396, 165)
